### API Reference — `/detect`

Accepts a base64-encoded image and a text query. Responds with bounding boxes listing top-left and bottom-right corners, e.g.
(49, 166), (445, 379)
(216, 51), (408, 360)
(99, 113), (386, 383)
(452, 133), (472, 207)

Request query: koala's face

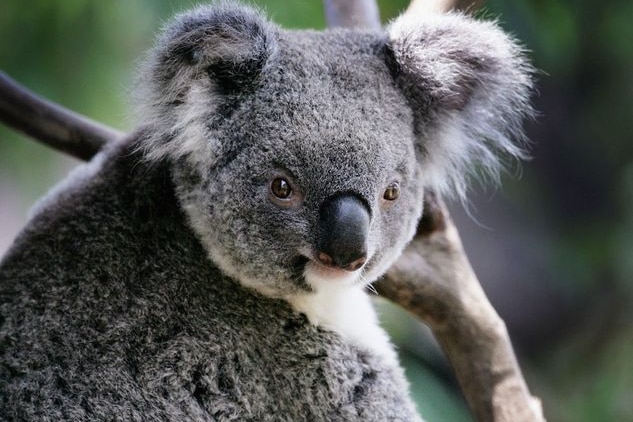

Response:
(137, 5), (532, 297)
(170, 30), (424, 296)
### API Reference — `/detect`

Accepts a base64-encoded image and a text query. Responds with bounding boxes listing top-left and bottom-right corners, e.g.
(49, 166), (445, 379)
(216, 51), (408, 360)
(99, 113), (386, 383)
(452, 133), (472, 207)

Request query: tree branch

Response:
(0, 71), (123, 161)
(0, 1), (544, 421)
(407, 0), (486, 14)
(322, 0), (381, 30)
(376, 192), (544, 421)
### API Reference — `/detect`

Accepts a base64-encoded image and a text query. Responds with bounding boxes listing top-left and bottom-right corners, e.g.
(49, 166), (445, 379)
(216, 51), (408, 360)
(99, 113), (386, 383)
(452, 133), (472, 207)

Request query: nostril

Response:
(316, 250), (366, 272)
(345, 255), (367, 272)
(317, 251), (333, 266)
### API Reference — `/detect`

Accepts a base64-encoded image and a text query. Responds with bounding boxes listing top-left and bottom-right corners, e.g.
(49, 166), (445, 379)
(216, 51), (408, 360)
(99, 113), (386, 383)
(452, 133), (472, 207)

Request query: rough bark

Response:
(0, 1), (544, 421)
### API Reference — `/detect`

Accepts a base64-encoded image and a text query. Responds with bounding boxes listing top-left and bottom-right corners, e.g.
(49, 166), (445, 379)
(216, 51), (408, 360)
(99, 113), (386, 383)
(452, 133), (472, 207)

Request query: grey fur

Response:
(0, 3), (533, 421)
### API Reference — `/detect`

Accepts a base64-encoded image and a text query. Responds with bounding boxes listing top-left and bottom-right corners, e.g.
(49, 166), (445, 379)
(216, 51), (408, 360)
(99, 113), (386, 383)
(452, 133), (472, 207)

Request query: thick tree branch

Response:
(0, 1), (544, 421)
(376, 193), (544, 421)
(0, 71), (123, 160)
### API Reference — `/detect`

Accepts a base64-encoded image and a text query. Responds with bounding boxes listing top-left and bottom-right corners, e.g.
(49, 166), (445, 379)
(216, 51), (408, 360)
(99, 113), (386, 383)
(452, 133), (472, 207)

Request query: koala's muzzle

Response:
(317, 195), (370, 272)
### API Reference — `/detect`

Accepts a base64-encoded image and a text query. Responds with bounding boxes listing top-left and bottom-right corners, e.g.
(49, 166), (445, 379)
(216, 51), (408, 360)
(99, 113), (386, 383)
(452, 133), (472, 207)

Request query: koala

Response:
(0, 2), (532, 421)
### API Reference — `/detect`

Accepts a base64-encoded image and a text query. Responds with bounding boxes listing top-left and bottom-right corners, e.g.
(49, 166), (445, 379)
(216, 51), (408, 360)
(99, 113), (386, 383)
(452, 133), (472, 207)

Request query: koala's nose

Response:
(317, 194), (370, 271)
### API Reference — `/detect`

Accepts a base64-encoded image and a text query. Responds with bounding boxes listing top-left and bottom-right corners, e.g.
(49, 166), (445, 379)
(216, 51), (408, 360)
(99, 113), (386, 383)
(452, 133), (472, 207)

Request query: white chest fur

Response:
(286, 285), (398, 365)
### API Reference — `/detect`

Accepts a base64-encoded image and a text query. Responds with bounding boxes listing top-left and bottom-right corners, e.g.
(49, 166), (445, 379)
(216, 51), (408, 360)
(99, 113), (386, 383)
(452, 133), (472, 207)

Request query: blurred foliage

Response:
(1, 1), (632, 421)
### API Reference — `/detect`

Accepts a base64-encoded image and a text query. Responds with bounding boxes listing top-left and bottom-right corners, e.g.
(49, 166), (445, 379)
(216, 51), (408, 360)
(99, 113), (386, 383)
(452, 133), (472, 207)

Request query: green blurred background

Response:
(1, 1), (631, 421)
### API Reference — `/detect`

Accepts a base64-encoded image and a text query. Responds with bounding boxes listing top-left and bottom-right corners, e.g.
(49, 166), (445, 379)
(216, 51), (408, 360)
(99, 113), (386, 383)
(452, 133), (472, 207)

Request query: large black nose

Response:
(317, 194), (370, 271)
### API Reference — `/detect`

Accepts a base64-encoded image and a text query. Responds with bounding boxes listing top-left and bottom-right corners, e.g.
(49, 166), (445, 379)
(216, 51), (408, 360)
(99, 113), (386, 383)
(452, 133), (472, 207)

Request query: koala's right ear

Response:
(135, 3), (277, 163)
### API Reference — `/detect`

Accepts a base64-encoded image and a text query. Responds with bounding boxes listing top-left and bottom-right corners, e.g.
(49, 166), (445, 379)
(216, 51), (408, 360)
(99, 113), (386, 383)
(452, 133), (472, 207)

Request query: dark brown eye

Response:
(383, 182), (400, 201)
(271, 177), (292, 199)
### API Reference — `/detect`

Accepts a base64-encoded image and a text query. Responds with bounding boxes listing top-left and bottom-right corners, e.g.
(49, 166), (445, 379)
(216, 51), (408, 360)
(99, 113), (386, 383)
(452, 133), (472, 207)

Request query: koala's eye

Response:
(383, 182), (400, 201)
(268, 174), (303, 209)
(271, 177), (292, 199)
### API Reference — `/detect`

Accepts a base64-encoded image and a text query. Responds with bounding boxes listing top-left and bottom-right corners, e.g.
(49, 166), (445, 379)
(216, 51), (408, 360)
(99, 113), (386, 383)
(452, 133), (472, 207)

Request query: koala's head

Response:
(135, 3), (532, 298)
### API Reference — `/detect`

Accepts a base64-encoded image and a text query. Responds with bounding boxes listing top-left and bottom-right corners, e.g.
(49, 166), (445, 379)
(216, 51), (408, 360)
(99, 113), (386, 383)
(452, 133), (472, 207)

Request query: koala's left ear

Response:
(387, 13), (534, 198)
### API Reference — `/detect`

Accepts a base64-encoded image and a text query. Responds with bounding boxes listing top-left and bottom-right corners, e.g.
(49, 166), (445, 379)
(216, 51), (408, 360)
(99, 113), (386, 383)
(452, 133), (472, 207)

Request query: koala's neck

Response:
(286, 285), (397, 364)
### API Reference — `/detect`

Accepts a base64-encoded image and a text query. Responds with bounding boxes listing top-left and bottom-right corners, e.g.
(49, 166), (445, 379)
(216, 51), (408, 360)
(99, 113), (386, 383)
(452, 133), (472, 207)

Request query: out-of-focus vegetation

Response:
(1, 1), (631, 421)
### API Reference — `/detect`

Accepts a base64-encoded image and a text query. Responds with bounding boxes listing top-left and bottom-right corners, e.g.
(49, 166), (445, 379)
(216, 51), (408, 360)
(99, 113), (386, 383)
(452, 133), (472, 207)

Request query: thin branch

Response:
(0, 71), (123, 161)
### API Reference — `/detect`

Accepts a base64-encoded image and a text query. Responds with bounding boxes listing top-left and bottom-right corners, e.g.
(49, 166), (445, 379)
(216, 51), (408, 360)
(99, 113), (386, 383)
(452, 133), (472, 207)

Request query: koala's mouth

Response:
(290, 252), (371, 291)
(301, 256), (365, 287)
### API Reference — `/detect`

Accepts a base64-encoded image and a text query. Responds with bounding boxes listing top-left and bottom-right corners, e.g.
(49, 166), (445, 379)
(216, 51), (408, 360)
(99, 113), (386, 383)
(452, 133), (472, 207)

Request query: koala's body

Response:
(0, 3), (532, 421)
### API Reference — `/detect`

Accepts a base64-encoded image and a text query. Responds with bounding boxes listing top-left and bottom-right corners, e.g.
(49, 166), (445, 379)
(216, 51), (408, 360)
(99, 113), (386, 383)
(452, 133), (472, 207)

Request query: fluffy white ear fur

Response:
(133, 3), (277, 166)
(388, 12), (534, 200)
